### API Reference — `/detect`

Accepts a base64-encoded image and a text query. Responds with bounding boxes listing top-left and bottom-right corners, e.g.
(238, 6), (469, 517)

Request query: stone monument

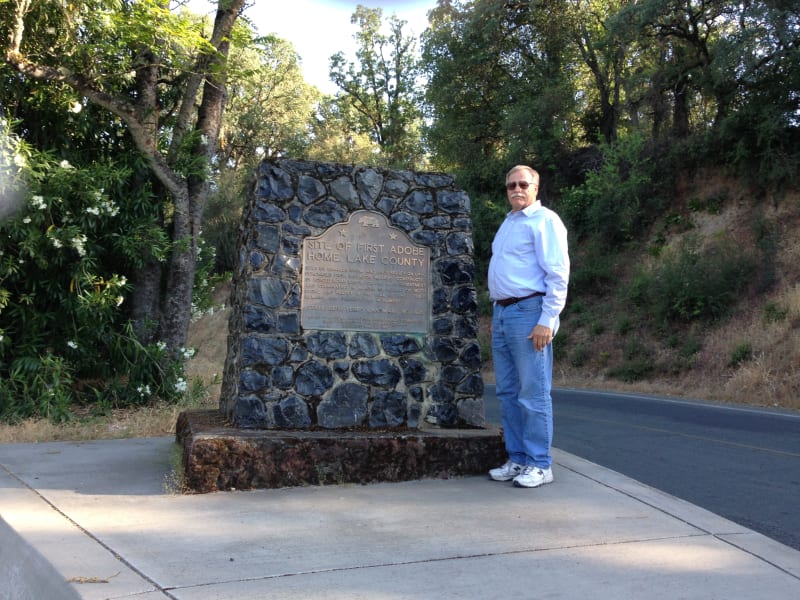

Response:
(177, 159), (504, 491)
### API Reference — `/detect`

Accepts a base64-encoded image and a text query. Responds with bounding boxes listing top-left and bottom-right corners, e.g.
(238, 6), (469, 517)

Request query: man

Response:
(487, 165), (570, 488)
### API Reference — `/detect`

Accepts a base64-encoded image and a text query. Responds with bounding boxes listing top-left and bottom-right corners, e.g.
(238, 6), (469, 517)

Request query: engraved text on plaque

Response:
(301, 210), (430, 332)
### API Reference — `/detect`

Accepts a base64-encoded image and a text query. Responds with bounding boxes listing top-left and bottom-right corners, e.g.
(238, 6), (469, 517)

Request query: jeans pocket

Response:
(516, 297), (542, 313)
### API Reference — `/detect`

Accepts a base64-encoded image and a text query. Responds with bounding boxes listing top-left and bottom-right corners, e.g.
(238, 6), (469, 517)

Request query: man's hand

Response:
(528, 324), (553, 351)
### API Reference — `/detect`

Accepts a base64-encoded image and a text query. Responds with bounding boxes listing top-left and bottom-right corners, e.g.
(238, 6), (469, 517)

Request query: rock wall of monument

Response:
(220, 159), (483, 430)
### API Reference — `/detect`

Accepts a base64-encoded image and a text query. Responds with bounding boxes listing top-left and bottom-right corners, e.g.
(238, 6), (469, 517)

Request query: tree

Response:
(206, 32), (319, 272)
(568, 0), (635, 143)
(329, 5), (425, 169)
(305, 96), (378, 165)
(618, 0), (727, 138)
(421, 0), (577, 189)
(4, 0), (246, 351)
(219, 34), (318, 171)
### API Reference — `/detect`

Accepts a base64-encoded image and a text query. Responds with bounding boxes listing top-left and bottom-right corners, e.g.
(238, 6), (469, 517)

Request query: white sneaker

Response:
(489, 460), (524, 481)
(513, 465), (553, 488)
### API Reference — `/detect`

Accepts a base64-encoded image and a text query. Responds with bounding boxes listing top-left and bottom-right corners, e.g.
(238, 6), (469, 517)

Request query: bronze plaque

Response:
(301, 210), (430, 332)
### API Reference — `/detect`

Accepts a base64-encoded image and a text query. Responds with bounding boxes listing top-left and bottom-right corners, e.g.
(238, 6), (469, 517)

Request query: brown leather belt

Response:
(495, 291), (545, 307)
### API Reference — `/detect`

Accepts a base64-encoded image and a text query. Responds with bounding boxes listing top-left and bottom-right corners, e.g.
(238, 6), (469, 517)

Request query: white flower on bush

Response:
(190, 302), (207, 321)
(71, 234), (87, 256)
(71, 101), (82, 114)
(136, 384), (151, 397)
(156, 341), (167, 352)
(101, 200), (119, 216)
(180, 347), (196, 359)
(51, 237), (63, 249)
(22, 217), (30, 223)
(59, 160), (73, 170)
(86, 190), (120, 217)
(67, 340), (78, 349)
(31, 195), (46, 210)
(174, 377), (188, 393)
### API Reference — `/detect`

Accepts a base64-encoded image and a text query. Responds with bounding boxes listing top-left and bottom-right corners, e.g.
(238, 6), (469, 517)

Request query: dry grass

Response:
(717, 283), (800, 408)
(0, 394), (218, 445)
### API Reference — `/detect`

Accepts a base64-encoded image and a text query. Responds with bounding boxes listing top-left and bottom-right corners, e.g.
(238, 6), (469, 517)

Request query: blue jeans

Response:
(491, 296), (554, 468)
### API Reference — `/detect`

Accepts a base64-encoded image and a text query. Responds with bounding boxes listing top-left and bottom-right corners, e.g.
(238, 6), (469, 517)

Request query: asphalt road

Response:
(483, 385), (800, 551)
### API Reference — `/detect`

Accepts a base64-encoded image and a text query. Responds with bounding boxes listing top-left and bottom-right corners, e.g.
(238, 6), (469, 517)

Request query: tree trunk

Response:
(129, 259), (163, 343)
(158, 0), (244, 351)
(158, 186), (196, 350)
(672, 80), (690, 138)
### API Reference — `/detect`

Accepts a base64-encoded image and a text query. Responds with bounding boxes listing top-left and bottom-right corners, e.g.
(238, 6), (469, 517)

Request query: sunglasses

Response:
(506, 181), (532, 191)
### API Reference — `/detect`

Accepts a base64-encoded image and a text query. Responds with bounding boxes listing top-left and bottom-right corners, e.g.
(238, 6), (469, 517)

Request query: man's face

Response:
(505, 172), (537, 212)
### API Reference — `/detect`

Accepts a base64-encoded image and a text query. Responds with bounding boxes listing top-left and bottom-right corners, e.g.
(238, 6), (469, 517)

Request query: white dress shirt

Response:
(487, 201), (570, 331)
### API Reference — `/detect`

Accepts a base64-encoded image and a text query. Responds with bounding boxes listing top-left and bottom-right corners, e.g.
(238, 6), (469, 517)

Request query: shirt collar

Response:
(507, 199), (541, 217)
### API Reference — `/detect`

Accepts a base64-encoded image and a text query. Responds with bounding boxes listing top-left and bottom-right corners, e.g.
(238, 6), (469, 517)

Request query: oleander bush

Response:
(0, 123), (204, 422)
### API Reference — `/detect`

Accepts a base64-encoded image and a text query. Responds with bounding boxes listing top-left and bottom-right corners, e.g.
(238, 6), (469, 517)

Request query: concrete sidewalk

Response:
(1, 437), (798, 599)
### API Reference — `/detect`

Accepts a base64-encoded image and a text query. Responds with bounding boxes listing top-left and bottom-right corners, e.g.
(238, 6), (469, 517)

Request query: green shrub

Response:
(607, 338), (656, 381)
(615, 316), (633, 335)
(728, 343), (753, 368)
(750, 215), (780, 293)
(202, 170), (245, 273)
(607, 359), (654, 382)
(560, 134), (667, 247)
(569, 344), (589, 367)
(623, 337), (651, 362)
(553, 329), (569, 361)
(625, 268), (652, 308)
(0, 131), (194, 422)
(0, 354), (73, 423)
(714, 103), (800, 193)
(469, 192), (507, 288)
(633, 234), (758, 325)
(477, 288), (493, 317)
(687, 191), (726, 215)
(569, 242), (618, 297)
(662, 334), (703, 373)
(763, 301), (787, 323)
(565, 299), (586, 315)
(679, 335), (703, 360)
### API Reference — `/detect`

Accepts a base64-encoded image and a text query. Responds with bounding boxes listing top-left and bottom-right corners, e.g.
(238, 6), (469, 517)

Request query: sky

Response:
(187, 1), (436, 94)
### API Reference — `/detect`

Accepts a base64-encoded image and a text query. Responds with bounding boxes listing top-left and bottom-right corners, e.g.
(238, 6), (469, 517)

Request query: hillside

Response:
(547, 171), (800, 410)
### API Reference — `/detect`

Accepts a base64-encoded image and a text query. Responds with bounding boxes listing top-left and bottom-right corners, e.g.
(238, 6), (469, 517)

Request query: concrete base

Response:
(176, 409), (506, 493)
